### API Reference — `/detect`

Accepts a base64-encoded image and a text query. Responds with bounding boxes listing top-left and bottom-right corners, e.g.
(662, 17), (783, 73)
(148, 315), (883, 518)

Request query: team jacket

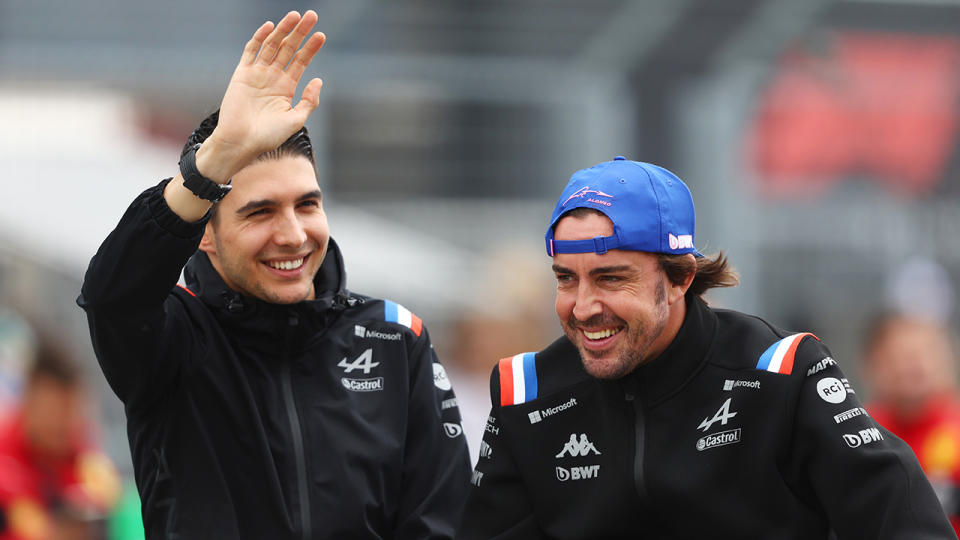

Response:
(77, 180), (471, 539)
(460, 295), (955, 539)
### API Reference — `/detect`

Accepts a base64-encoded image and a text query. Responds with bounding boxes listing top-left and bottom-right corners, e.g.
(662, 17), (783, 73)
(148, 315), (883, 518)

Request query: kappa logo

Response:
(696, 428), (742, 451)
(816, 377), (851, 404)
(668, 233), (694, 250)
(555, 465), (600, 482)
(723, 379), (760, 391)
(433, 363), (452, 391)
(443, 423), (463, 438)
(562, 186), (614, 207)
(806, 356), (837, 377)
(844, 428), (883, 448)
(528, 397), (578, 424)
(698, 398), (738, 432)
(555, 434), (601, 458)
(354, 325), (403, 341)
(338, 349), (379, 374)
(341, 377), (384, 392)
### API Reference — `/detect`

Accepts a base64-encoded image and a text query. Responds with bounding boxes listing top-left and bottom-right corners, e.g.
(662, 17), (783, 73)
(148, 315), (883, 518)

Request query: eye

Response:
(599, 275), (623, 284)
(247, 208), (269, 218)
(297, 199), (320, 209)
(555, 274), (574, 285)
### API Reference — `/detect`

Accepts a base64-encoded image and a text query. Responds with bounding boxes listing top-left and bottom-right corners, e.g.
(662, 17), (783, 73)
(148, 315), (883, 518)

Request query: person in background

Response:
(0, 338), (120, 540)
(862, 311), (960, 532)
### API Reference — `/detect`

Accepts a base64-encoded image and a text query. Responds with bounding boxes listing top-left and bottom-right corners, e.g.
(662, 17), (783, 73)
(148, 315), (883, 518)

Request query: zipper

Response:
(624, 385), (648, 500)
(281, 313), (311, 540)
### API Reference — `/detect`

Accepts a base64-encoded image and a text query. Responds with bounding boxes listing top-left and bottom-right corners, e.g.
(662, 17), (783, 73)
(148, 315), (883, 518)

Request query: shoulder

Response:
(709, 308), (828, 377)
(345, 296), (426, 340)
(490, 336), (587, 407)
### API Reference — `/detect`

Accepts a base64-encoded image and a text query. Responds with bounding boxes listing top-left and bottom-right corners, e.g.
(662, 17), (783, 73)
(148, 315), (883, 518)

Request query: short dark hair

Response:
(181, 109), (316, 166)
(554, 208), (739, 301)
(182, 110), (317, 222)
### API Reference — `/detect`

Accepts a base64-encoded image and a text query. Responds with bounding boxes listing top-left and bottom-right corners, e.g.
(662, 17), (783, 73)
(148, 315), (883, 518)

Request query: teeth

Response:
(268, 258), (304, 271)
(584, 328), (621, 340)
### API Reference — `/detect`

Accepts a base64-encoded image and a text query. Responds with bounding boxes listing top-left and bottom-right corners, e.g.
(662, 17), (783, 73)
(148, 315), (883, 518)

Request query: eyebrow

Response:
(552, 264), (632, 277)
(234, 189), (323, 216)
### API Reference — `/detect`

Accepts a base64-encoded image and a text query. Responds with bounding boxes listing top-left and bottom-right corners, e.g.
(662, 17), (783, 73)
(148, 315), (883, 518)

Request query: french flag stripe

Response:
(511, 354), (526, 404)
(498, 353), (538, 406)
(384, 300), (423, 337)
(521, 353), (538, 402)
(756, 333), (818, 375)
(499, 357), (516, 407)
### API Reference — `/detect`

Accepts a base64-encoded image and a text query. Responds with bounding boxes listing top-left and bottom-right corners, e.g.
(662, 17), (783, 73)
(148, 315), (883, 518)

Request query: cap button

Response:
(613, 156), (626, 161)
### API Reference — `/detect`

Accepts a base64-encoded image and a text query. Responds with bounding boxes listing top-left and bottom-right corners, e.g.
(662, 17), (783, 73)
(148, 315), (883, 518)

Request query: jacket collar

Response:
(628, 294), (718, 406)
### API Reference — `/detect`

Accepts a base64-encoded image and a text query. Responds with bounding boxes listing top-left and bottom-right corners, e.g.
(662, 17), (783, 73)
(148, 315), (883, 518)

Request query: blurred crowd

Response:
(0, 312), (137, 540)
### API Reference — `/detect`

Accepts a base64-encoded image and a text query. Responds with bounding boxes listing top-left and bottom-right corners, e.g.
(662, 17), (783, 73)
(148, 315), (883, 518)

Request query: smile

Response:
(583, 327), (623, 341)
(266, 257), (305, 271)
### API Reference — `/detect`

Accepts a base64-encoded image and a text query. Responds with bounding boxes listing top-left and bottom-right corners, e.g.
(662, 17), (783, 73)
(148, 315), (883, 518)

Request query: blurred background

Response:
(4, 0), (960, 535)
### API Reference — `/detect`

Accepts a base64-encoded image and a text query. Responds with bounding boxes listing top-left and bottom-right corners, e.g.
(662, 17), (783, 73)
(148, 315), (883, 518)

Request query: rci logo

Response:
(555, 465), (600, 482)
(817, 377), (847, 404)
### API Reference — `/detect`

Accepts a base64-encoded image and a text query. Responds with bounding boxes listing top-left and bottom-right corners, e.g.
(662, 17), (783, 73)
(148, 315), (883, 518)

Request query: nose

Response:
(571, 282), (603, 323)
(273, 208), (307, 247)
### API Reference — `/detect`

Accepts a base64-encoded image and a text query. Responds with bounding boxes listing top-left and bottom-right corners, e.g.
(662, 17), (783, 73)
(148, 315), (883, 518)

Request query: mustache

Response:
(566, 314), (625, 330)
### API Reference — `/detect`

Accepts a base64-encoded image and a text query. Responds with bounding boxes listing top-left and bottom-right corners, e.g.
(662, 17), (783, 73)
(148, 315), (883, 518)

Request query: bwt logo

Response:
(562, 186), (614, 207)
(668, 233), (694, 250)
(555, 465), (600, 482)
(843, 428), (884, 448)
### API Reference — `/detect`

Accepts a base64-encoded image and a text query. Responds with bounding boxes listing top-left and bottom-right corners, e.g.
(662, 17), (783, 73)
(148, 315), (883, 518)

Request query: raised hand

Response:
(199, 11), (326, 182)
(164, 11), (326, 222)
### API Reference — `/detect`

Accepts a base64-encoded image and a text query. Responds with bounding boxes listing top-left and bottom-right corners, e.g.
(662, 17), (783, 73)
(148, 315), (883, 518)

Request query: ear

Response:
(667, 254), (697, 305)
(198, 221), (217, 255)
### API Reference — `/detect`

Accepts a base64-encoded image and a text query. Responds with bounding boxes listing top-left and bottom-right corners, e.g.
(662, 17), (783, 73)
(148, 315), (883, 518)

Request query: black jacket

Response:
(78, 180), (471, 539)
(460, 295), (955, 539)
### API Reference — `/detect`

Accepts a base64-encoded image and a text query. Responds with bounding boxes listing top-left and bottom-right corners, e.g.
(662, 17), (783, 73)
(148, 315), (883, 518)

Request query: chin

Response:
(578, 348), (630, 380)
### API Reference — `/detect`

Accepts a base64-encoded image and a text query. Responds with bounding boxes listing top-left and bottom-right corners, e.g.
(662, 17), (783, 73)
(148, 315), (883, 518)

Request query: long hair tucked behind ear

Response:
(657, 252), (739, 302)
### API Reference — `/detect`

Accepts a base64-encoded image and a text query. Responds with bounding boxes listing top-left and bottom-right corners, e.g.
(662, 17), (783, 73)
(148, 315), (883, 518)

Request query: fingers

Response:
(241, 21), (274, 65)
(292, 78), (324, 120)
(273, 10), (319, 69)
(255, 11), (301, 65)
(284, 32), (326, 83)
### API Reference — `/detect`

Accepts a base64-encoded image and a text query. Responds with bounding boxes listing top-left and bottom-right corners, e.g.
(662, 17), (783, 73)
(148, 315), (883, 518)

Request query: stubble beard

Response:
(566, 280), (669, 380)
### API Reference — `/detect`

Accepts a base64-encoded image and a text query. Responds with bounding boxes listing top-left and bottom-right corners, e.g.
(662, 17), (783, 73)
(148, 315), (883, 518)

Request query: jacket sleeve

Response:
(458, 365), (545, 540)
(77, 180), (207, 413)
(787, 338), (955, 539)
(393, 327), (473, 540)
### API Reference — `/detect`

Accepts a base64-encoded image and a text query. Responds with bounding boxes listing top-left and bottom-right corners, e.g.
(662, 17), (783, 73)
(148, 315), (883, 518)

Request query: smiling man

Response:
(77, 11), (470, 539)
(459, 157), (953, 539)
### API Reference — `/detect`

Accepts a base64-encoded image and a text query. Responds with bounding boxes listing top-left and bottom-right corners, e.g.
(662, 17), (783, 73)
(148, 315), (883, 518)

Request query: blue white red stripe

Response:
(384, 300), (423, 337)
(498, 353), (538, 407)
(755, 332), (818, 375)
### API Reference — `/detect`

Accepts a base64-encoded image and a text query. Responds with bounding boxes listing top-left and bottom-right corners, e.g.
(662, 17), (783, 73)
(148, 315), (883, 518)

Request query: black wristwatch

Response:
(179, 143), (232, 203)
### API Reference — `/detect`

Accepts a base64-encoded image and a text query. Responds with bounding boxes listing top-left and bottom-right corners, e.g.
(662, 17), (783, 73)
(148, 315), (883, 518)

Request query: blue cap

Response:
(545, 157), (701, 257)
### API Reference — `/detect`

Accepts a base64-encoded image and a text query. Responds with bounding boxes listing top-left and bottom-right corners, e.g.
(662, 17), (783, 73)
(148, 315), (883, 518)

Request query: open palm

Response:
(214, 11), (325, 163)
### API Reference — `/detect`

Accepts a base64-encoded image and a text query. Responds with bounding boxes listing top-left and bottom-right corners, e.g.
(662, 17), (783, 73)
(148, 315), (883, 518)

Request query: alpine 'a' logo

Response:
(698, 398), (737, 432)
(338, 349), (379, 374)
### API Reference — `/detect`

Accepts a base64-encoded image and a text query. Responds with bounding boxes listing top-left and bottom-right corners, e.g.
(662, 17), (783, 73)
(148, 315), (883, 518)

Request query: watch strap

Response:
(179, 143), (232, 203)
